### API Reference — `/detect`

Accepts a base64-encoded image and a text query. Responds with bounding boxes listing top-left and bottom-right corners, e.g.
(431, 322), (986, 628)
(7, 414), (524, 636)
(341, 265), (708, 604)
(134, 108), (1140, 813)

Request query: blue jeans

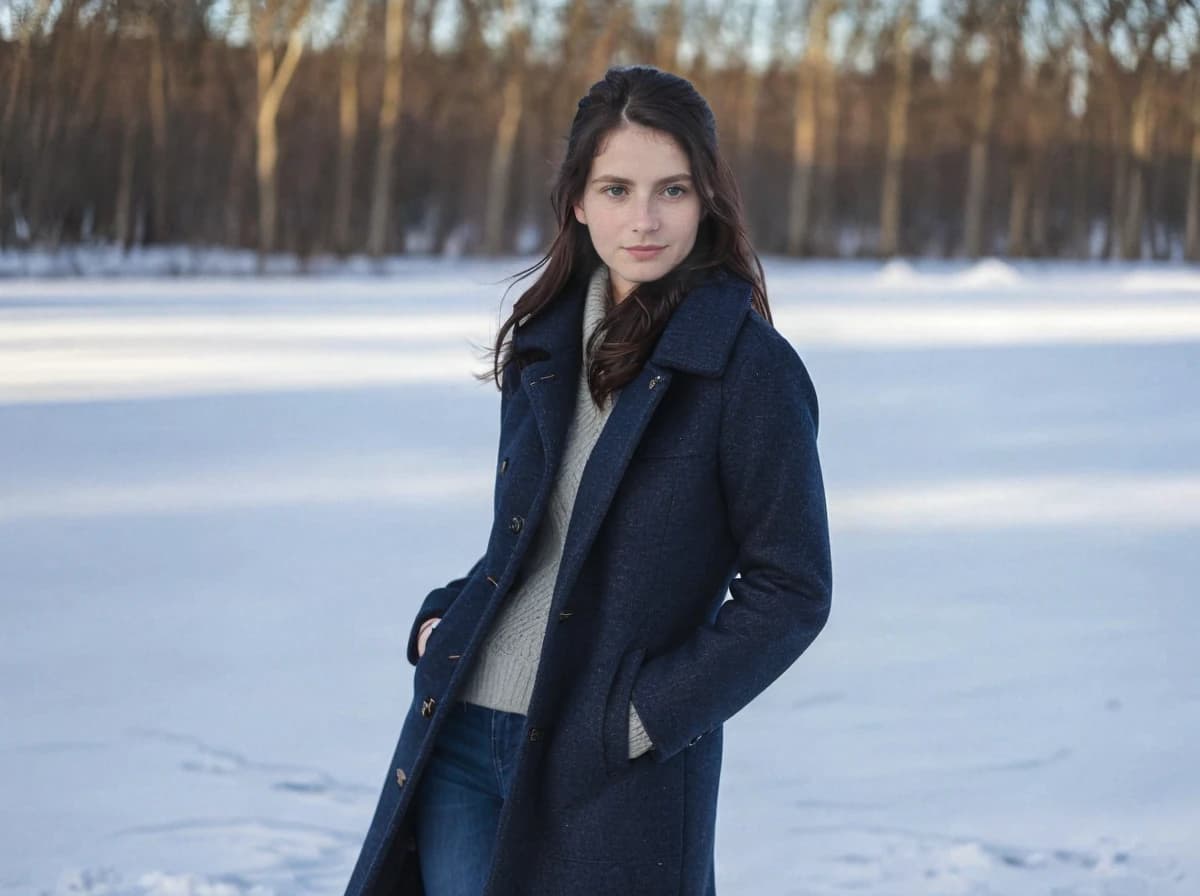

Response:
(413, 699), (528, 895)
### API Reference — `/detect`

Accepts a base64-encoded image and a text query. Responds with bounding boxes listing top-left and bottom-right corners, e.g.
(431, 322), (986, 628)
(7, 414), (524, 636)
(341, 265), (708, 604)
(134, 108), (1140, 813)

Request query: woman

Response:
(344, 64), (832, 896)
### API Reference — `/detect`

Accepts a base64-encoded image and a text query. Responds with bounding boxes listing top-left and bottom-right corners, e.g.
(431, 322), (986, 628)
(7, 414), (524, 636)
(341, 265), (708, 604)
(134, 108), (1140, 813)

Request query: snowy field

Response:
(2, 257), (1198, 895)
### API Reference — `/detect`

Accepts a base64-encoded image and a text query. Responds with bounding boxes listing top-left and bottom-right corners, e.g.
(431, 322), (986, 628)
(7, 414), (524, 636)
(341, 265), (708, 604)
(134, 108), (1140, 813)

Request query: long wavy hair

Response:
(476, 64), (771, 408)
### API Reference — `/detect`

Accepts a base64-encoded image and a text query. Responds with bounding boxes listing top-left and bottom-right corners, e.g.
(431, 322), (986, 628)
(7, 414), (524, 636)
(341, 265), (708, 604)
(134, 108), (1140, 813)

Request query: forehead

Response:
(590, 124), (691, 177)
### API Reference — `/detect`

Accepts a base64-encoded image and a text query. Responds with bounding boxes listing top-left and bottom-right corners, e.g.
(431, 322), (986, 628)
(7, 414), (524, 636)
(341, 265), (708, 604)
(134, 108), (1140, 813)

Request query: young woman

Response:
(344, 64), (832, 896)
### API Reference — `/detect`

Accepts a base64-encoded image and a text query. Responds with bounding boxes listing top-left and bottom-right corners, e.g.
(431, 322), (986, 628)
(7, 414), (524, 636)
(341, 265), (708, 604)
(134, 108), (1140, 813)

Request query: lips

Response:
(625, 246), (665, 259)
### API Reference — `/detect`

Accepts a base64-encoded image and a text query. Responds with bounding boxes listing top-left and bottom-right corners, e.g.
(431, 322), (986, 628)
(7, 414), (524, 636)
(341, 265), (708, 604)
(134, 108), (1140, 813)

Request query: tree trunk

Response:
(656, 0), (684, 73)
(964, 33), (998, 258)
(589, 1), (629, 85)
(0, 0), (54, 244)
(483, 70), (524, 255)
(334, 0), (367, 255)
(148, 23), (170, 244)
(1068, 115), (1090, 258)
(367, 0), (406, 258)
(879, 4), (913, 257)
(1120, 79), (1152, 260)
(253, 3), (308, 268)
(1008, 155), (1031, 256)
(814, 60), (839, 255)
(733, 7), (761, 170)
(114, 99), (138, 249)
(787, 0), (834, 256)
(1186, 126), (1200, 260)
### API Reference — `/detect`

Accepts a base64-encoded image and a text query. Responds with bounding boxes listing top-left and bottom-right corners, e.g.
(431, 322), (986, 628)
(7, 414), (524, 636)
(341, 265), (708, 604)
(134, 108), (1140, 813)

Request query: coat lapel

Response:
(513, 267), (754, 608)
(512, 273), (586, 486)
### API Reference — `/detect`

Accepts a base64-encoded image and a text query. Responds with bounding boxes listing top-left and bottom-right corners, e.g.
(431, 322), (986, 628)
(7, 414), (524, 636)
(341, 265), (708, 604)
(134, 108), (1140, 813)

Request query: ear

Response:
(573, 202), (587, 226)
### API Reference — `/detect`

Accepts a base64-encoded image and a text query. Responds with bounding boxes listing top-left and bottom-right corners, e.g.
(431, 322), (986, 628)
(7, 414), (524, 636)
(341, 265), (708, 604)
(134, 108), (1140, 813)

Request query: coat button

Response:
(509, 515), (524, 534)
(528, 726), (544, 742)
(395, 767), (407, 787)
(688, 733), (704, 746)
(499, 457), (509, 475)
(648, 374), (664, 390)
(558, 611), (574, 622)
(421, 696), (437, 718)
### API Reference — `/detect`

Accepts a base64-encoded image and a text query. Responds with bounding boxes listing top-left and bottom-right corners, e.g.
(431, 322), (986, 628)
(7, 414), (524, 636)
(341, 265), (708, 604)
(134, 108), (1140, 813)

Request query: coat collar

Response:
(513, 265), (753, 377)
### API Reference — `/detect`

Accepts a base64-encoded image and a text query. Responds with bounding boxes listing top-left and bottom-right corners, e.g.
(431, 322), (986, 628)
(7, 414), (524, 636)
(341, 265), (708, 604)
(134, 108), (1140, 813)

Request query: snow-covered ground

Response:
(2, 257), (1198, 895)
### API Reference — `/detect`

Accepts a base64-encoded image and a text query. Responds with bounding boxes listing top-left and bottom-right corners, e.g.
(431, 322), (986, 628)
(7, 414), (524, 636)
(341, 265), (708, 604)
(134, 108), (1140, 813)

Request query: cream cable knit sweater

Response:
(457, 263), (655, 759)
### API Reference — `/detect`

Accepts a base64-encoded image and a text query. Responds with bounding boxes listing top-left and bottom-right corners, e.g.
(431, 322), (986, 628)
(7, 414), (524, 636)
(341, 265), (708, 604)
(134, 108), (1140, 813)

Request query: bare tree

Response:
(959, 3), (1001, 258)
(880, 0), (915, 256)
(1186, 14), (1200, 260)
(732, 3), (763, 169)
(334, 0), (368, 254)
(1069, 0), (1190, 259)
(656, 0), (685, 72)
(788, 0), (838, 256)
(482, 0), (532, 255)
(1, 0), (55, 242)
(367, 0), (407, 257)
(246, 0), (312, 266)
(4, 0), (1198, 261)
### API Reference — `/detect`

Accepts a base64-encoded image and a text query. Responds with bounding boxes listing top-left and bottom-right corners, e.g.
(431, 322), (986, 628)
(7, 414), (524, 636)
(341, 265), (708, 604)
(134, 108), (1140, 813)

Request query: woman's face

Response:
(573, 123), (703, 304)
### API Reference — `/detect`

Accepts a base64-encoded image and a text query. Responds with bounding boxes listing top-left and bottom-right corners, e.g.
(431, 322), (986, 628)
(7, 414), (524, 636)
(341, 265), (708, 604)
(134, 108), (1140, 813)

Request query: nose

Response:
(632, 197), (660, 234)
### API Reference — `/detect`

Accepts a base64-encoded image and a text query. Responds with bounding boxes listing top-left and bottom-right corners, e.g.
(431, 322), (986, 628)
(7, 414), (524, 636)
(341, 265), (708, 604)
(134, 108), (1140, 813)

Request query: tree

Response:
(787, 0), (838, 256)
(333, 0), (368, 255)
(246, 0), (312, 267)
(482, 0), (532, 255)
(367, 0), (407, 258)
(880, 0), (916, 257)
(1068, 0), (1191, 259)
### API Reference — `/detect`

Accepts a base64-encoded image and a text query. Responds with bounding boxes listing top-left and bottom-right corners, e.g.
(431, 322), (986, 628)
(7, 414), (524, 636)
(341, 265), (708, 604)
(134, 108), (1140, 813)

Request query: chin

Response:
(617, 262), (673, 284)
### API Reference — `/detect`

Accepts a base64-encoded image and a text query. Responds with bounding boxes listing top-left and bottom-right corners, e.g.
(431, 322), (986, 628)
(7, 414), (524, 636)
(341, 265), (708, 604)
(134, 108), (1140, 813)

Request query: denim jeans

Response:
(413, 699), (529, 895)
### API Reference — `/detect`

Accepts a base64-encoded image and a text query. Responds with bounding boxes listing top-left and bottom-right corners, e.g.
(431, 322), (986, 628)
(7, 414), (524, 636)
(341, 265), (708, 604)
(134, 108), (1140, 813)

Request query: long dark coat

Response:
(344, 266), (833, 896)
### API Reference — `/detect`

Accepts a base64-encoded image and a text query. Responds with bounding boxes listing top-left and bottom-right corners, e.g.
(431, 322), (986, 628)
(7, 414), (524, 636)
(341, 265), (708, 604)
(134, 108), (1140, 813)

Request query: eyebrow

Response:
(589, 173), (694, 187)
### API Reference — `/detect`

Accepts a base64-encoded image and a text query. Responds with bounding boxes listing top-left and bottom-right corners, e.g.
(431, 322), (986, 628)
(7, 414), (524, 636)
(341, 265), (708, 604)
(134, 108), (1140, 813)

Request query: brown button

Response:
(395, 767), (407, 787)
(421, 696), (437, 718)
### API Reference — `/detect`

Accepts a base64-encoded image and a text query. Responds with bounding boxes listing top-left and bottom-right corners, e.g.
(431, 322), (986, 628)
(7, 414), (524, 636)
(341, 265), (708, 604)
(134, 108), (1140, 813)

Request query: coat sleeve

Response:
(406, 555), (486, 666)
(627, 320), (833, 763)
(406, 356), (518, 667)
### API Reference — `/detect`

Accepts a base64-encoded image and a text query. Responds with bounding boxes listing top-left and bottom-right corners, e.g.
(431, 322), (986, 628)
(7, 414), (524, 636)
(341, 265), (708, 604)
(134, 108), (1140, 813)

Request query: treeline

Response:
(2, 0), (1199, 264)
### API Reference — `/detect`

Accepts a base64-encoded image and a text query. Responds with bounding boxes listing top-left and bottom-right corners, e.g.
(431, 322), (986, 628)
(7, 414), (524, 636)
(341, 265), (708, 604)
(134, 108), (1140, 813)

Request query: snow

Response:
(2, 256), (1197, 895)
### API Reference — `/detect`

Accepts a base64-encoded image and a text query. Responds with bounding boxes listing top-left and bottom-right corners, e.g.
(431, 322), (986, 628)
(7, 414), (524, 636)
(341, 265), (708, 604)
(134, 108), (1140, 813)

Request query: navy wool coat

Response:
(344, 267), (833, 896)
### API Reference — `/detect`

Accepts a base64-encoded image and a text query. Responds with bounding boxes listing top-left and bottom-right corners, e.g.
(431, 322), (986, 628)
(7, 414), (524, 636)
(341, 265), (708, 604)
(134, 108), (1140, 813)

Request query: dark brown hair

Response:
(476, 64), (771, 408)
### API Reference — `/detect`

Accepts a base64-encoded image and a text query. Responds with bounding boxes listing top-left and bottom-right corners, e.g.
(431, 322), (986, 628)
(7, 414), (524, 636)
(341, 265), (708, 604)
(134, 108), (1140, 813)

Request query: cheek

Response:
(591, 213), (621, 242)
(670, 204), (701, 233)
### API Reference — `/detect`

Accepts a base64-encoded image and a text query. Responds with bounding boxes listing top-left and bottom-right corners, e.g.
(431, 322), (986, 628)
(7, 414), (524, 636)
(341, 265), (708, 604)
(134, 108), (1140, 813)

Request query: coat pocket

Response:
(600, 644), (648, 778)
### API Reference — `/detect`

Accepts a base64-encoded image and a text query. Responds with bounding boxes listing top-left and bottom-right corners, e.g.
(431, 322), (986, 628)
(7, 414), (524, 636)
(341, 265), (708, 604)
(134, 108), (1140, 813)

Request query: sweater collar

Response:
(581, 262), (611, 369)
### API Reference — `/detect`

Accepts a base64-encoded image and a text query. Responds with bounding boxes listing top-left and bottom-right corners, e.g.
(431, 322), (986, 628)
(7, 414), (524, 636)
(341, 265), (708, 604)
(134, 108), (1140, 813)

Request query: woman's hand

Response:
(416, 616), (441, 658)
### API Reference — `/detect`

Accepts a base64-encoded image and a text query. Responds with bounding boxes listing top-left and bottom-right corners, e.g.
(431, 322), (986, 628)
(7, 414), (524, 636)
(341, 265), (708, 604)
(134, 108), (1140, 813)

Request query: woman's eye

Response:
(602, 185), (689, 198)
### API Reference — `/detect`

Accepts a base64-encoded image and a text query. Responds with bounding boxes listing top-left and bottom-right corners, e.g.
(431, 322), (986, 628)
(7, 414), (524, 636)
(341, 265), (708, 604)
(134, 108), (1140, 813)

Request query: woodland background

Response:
(2, 0), (1199, 264)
